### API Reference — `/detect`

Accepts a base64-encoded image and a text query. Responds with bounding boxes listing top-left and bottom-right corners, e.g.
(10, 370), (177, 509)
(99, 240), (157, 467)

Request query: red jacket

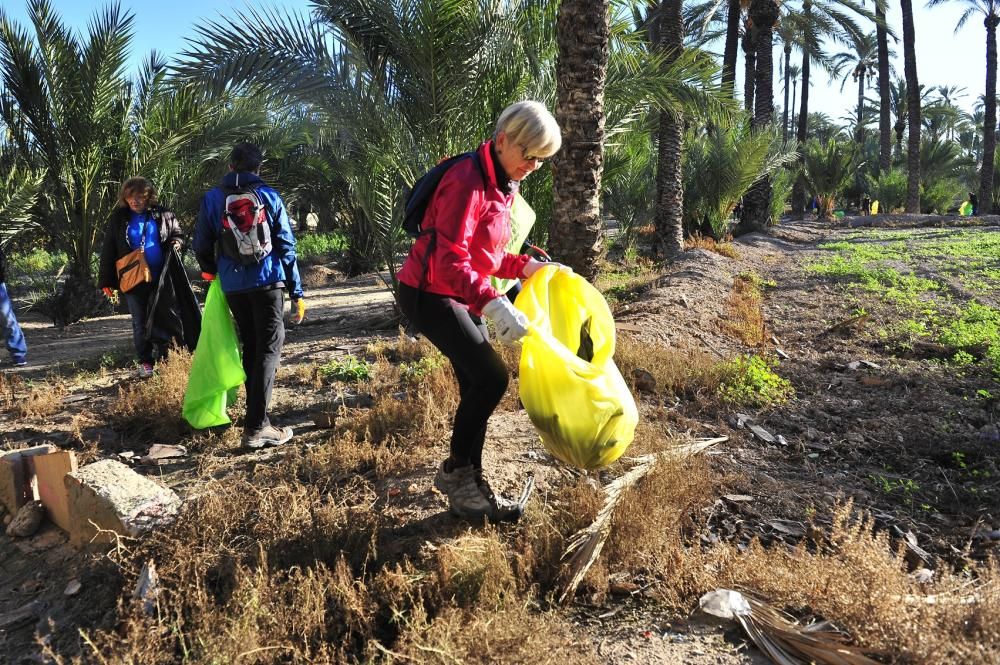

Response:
(397, 140), (531, 315)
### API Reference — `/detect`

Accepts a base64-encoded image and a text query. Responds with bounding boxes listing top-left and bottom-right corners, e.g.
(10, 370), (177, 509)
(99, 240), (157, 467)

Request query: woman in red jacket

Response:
(397, 101), (563, 522)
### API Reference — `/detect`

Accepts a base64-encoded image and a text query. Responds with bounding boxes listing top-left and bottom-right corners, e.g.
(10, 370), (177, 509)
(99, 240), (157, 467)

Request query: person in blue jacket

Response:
(0, 243), (27, 367)
(98, 177), (184, 378)
(193, 143), (305, 449)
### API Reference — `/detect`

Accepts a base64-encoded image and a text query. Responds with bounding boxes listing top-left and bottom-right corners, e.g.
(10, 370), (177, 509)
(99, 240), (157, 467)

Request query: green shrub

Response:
(296, 232), (347, 263)
(865, 169), (906, 213)
(718, 355), (793, 407)
(318, 355), (371, 382)
(920, 179), (961, 215)
(7, 248), (68, 276)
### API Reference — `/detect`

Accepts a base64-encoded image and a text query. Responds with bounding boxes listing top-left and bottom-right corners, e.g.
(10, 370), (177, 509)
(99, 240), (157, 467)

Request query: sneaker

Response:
(137, 362), (154, 379)
(433, 461), (499, 520)
(243, 424), (294, 449)
(12, 359), (26, 367)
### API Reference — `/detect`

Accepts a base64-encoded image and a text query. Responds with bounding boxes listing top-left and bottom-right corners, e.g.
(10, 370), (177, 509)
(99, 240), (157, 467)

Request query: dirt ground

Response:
(1, 216), (998, 664)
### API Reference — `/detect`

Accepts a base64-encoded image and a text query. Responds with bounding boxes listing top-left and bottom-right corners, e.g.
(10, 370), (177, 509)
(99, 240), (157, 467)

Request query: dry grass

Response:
(105, 346), (193, 445)
(722, 272), (768, 347)
(0, 372), (67, 419)
(685, 233), (740, 259)
(615, 334), (723, 398)
(389, 603), (601, 664)
(709, 504), (1000, 664)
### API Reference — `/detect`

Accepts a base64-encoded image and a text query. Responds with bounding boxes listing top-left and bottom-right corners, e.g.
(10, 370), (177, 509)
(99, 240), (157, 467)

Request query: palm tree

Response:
(927, 0), (999, 214)
(683, 121), (795, 236)
(0, 1), (135, 322)
(876, 0), (892, 174)
(787, 62), (802, 142)
(830, 31), (879, 147)
(653, 0), (685, 258)
(740, 0), (781, 231)
(900, 0), (922, 212)
(801, 138), (861, 217)
(552, 0), (610, 273)
(787, 0), (873, 216)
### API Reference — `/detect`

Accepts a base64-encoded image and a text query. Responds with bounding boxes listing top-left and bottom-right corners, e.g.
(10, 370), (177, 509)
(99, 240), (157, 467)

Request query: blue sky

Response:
(3, 1), (989, 123)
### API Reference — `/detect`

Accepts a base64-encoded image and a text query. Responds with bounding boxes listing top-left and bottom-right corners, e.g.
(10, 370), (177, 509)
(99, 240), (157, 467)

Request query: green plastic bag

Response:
(490, 193), (536, 295)
(959, 201), (972, 216)
(516, 266), (639, 469)
(182, 280), (245, 429)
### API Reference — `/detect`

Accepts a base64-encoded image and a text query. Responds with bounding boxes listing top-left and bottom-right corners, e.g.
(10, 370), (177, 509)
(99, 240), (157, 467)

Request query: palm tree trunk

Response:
(901, 0), (921, 212)
(791, 13), (811, 217)
(743, 24), (757, 113)
(551, 0), (609, 277)
(742, 0), (780, 231)
(856, 69), (866, 145)
(877, 4), (891, 174)
(654, 0), (685, 257)
(980, 16), (998, 215)
(722, 0), (741, 95)
(782, 43), (792, 145)
(791, 77), (797, 135)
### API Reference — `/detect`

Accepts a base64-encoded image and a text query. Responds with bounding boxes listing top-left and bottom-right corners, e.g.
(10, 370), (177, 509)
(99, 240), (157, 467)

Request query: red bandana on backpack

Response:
(220, 177), (272, 265)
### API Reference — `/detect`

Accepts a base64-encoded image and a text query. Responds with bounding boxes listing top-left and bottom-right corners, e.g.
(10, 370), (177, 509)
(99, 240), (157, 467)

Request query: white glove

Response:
(482, 296), (530, 344)
(522, 259), (571, 279)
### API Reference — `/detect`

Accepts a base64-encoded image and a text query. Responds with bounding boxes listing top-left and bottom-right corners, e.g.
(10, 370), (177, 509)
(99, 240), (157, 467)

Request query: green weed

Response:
(718, 355), (793, 407)
(319, 355), (371, 382)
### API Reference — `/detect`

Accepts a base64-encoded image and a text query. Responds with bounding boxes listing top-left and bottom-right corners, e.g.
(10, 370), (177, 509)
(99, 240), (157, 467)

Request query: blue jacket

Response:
(193, 172), (303, 299)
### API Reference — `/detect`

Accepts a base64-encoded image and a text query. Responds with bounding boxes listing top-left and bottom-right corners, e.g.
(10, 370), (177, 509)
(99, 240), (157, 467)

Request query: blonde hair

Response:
(117, 177), (158, 209)
(494, 101), (562, 159)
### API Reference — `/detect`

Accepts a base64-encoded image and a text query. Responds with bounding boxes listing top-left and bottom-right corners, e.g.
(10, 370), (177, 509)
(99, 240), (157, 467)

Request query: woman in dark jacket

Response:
(396, 101), (565, 522)
(98, 177), (184, 378)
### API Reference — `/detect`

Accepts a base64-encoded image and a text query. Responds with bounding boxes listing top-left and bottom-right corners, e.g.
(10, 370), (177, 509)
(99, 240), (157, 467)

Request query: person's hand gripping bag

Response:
(515, 265), (638, 469)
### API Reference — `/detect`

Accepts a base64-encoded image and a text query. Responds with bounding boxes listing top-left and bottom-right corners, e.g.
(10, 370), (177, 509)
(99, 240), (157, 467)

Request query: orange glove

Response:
(291, 298), (306, 324)
(102, 287), (115, 299)
(201, 272), (216, 281)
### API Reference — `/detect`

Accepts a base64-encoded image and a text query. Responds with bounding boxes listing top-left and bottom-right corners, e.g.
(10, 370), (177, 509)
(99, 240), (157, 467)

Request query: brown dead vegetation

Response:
(0, 372), (67, 418)
(106, 346), (193, 444)
(685, 233), (740, 259)
(22, 270), (1000, 665)
(723, 272), (768, 347)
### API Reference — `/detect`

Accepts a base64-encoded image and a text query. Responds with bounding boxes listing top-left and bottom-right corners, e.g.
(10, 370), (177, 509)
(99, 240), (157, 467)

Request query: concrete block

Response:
(65, 459), (181, 547)
(0, 445), (58, 514)
(34, 451), (78, 532)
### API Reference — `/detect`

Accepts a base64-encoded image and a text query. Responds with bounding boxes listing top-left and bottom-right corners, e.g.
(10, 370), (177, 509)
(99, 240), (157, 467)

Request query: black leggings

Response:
(397, 283), (508, 468)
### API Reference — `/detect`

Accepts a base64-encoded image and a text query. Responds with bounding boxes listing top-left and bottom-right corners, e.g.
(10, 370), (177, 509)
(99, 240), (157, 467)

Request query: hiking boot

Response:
(434, 461), (498, 520)
(137, 362), (154, 379)
(243, 424), (294, 449)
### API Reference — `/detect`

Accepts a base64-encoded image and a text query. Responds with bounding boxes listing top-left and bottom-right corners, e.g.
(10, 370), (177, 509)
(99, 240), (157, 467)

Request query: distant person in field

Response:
(862, 194), (872, 216)
(969, 192), (979, 216)
(396, 100), (568, 522)
(193, 142), (305, 450)
(98, 177), (184, 378)
(0, 243), (27, 367)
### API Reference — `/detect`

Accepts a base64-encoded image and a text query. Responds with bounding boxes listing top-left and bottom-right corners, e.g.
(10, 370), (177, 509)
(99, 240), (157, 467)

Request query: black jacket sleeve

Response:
(98, 215), (123, 289)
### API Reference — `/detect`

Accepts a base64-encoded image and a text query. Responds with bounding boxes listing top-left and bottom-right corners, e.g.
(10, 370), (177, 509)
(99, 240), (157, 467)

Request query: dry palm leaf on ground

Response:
(559, 437), (726, 603)
(700, 589), (884, 665)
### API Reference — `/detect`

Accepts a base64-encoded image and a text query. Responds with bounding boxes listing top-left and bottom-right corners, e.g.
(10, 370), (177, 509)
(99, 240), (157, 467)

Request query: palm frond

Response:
(559, 437), (727, 604)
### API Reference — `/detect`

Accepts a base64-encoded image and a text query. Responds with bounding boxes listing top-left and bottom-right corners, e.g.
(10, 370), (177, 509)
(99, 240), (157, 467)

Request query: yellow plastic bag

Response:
(515, 266), (638, 469)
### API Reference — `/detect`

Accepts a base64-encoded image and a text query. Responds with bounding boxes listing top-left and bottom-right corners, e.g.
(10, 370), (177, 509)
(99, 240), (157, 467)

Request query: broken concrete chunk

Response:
(65, 459), (181, 547)
(133, 560), (160, 615)
(0, 444), (58, 514)
(748, 425), (776, 444)
(6, 500), (45, 538)
(139, 444), (187, 466)
(34, 451), (78, 532)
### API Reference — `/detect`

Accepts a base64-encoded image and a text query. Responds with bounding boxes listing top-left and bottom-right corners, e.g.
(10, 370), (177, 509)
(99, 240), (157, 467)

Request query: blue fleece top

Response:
(192, 172), (303, 298)
(127, 211), (164, 279)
